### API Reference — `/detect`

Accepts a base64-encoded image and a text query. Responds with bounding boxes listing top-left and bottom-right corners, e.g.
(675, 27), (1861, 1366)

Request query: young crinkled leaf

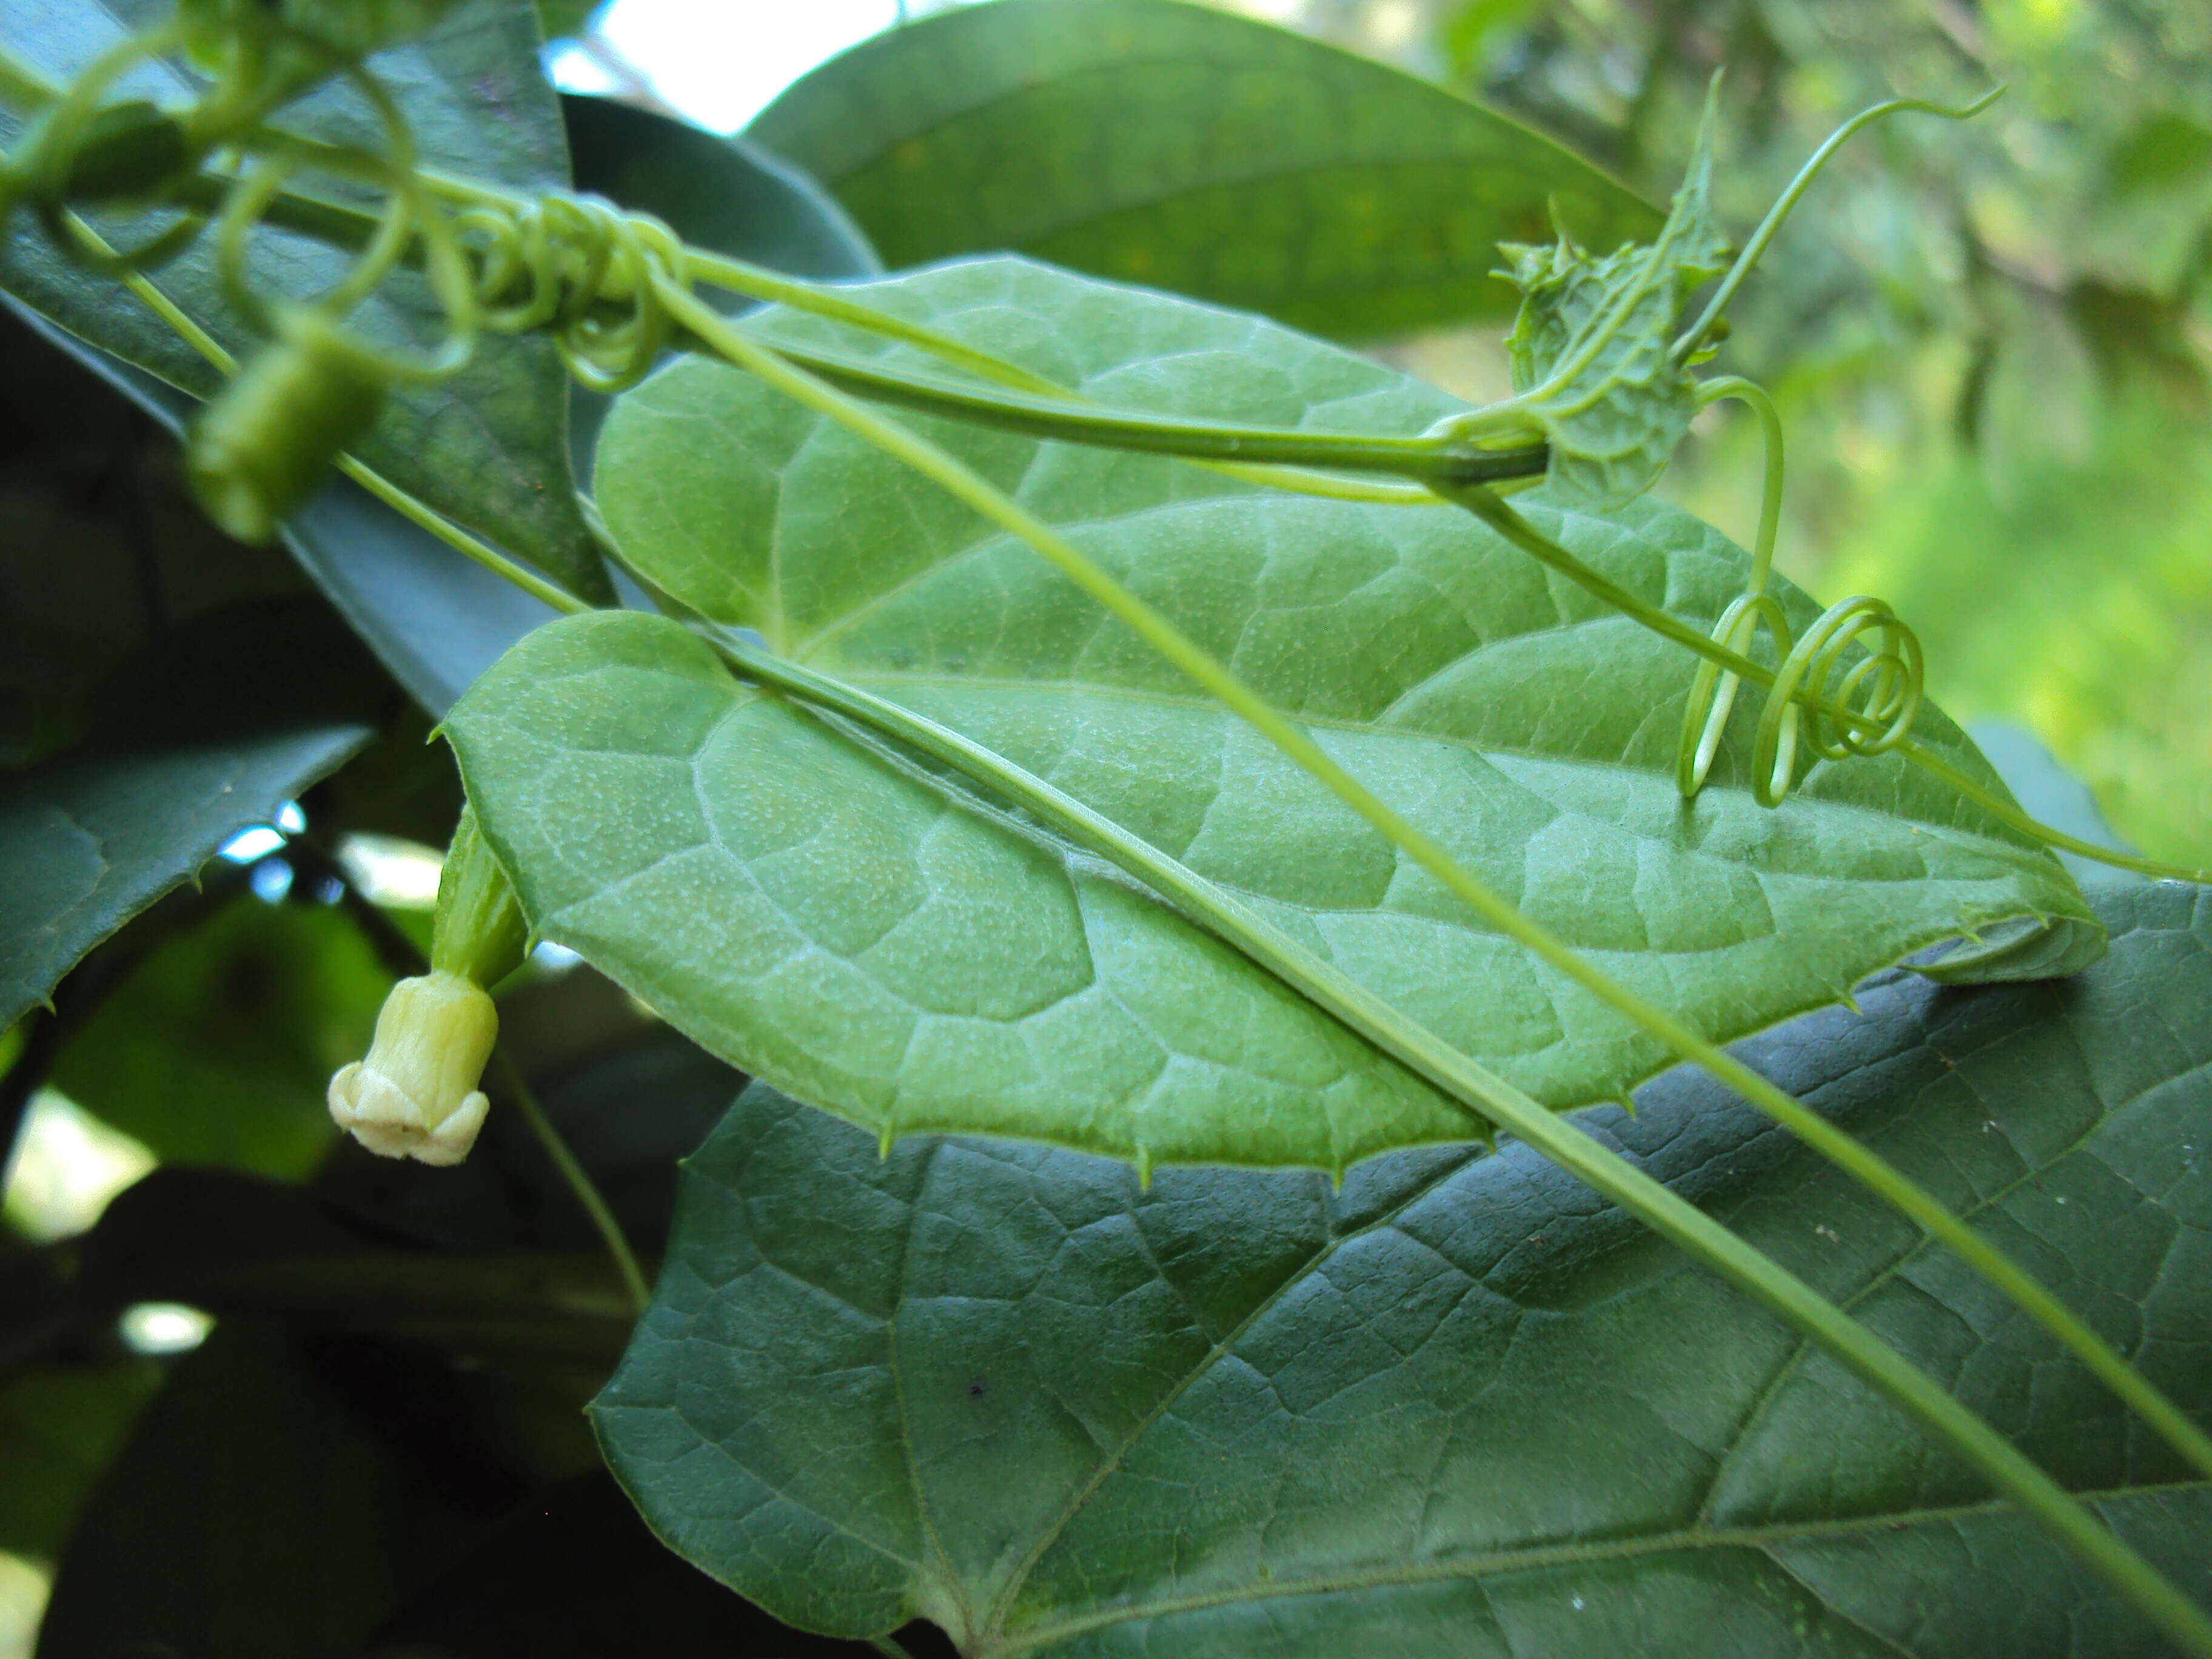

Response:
(592, 882), (2212, 1657)
(443, 256), (2100, 1175)
(1491, 88), (1732, 508)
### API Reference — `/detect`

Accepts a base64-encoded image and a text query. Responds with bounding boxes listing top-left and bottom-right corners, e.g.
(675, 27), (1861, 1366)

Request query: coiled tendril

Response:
(454, 191), (688, 394)
(1674, 377), (1925, 806)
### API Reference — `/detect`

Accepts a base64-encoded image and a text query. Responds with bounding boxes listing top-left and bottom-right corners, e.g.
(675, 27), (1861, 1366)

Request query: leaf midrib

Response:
(973, 1145), (1486, 1637)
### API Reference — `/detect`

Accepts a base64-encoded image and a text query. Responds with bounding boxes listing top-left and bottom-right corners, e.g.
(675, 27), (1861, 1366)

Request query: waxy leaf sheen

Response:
(594, 882), (2212, 1657)
(445, 257), (2099, 1171)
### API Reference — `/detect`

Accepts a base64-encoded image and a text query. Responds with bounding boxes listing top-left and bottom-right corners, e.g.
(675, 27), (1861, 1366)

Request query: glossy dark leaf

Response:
(747, 0), (1659, 341)
(0, 597), (387, 1031)
(595, 882), (2212, 1655)
(0, 0), (610, 600)
(10, 297), (567, 710)
(49, 1168), (634, 1367)
(0, 302), (303, 767)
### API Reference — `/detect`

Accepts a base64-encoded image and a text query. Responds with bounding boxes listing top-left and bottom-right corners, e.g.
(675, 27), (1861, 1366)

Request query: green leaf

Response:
(0, 1361), (160, 1558)
(36, 1326), (492, 1659)
(0, 598), (386, 1031)
(746, 0), (1659, 342)
(0, 301), (305, 766)
(16, 301), (575, 712)
(50, 897), (392, 1178)
(594, 882), (2212, 1655)
(0, 0), (611, 602)
(44, 1167), (635, 1367)
(449, 256), (2093, 1172)
(370, 1472), (893, 1658)
(533, 0), (598, 39)
(1495, 89), (1732, 507)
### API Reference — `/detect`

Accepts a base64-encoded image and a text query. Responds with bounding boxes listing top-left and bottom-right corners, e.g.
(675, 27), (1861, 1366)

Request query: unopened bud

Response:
(327, 971), (497, 1165)
(187, 307), (390, 545)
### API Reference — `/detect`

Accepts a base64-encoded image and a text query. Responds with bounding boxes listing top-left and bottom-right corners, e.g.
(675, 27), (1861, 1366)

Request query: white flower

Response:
(327, 971), (498, 1166)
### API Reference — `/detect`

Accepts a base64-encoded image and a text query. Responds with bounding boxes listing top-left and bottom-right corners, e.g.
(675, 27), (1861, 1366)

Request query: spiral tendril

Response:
(455, 191), (688, 394)
(1675, 375), (1924, 806)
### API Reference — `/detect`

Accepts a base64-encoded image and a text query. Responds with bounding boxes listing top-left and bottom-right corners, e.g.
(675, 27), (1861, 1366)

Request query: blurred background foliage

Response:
(1262, 0), (2212, 862)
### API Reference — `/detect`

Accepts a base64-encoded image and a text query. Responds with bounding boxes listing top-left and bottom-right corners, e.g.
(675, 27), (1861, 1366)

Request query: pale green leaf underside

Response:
(451, 256), (2093, 1172)
(594, 882), (2212, 1656)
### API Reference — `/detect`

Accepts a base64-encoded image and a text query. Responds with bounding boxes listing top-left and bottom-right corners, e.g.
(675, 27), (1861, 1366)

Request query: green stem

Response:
(1672, 89), (2003, 364)
(700, 637), (2212, 1657)
(694, 335), (1546, 489)
(1697, 375), (1782, 590)
(1449, 484), (2212, 883)
(494, 1052), (651, 1315)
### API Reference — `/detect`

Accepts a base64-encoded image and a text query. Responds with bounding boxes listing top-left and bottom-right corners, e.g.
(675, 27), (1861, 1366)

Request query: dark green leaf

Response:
(533, 0), (597, 39)
(0, 301), (304, 767)
(36, 1326), (492, 1659)
(49, 1167), (634, 1367)
(12, 290), (571, 715)
(366, 1472), (892, 1658)
(0, 597), (386, 1031)
(564, 94), (880, 285)
(746, 0), (1659, 341)
(452, 256), (2092, 1172)
(0, 1361), (160, 1558)
(50, 897), (392, 1178)
(0, 0), (611, 600)
(595, 882), (2212, 1655)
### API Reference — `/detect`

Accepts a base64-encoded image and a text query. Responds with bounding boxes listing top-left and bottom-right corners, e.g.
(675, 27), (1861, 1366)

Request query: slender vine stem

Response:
(495, 1051), (651, 1315)
(1448, 483), (2212, 883)
(1672, 89), (2005, 365)
(1696, 375), (1782, 589)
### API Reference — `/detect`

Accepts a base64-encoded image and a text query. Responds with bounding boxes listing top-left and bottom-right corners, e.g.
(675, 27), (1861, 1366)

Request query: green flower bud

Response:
(186, 307), (390, 545)
(327, 971), (496, 1165)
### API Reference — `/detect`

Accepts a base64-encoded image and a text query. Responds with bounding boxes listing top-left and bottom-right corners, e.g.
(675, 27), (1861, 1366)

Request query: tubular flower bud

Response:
(327, 971), (497, 1165)
(186, 306), (391, 545)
